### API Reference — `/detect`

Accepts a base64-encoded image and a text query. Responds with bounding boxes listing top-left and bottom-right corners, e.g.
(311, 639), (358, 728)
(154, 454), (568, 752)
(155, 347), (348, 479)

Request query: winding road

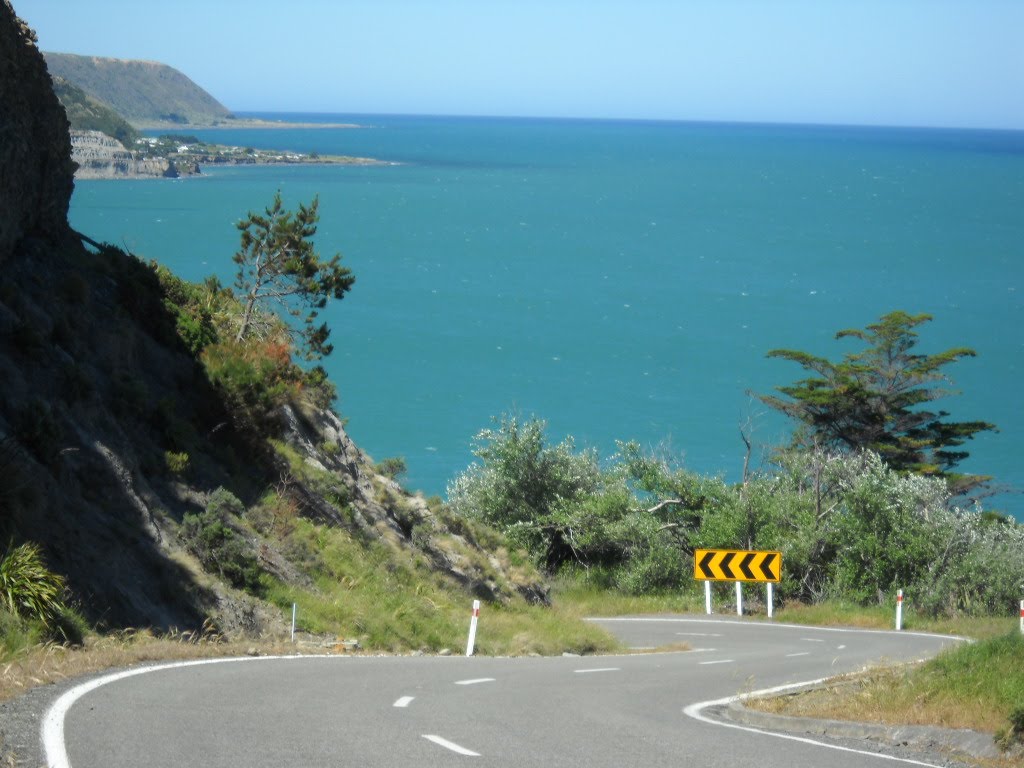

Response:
(45, 616), (963, 767)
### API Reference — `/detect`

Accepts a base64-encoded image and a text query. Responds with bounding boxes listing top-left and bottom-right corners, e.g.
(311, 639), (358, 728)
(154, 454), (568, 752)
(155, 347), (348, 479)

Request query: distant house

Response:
(177, 145), (189, 153)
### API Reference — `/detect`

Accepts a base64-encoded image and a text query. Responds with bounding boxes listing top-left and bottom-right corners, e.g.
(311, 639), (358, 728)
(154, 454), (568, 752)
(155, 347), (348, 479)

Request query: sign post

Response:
(694, 549), (781, 617)
(1019, 600), (1023, 636)
(767, 582), (774, 619)
(465, 600), (480, 657)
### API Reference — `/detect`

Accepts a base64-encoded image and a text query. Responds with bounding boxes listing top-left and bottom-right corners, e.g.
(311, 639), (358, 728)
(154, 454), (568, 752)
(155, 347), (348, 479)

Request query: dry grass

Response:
(773, 601), (1014, 640)
(0, 630), (318, 704)
(748, 666), (1004, 732)
(747, 627), (1024, 766)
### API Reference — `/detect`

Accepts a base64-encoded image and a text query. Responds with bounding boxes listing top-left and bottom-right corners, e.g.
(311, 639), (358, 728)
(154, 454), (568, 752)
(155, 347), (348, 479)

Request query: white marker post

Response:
(766, 583), (774, 619)
(465, 600), (480, 657)
(704, 581), (712, 615)
(895, 589), (903, 631)
(735, 582), (743, 616)
(291, 603), (297, 642)
(1019, 600), (1023, 636)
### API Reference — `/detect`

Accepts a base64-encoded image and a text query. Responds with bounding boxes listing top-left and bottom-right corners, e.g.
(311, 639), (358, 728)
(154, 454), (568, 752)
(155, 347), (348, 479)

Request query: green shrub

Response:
(201, 341), (298, 435)
(999, 706), (1024, 750)
(164, 450), (190, 477)
(182, 489), (263, 592)
(375, 456), (407, 480)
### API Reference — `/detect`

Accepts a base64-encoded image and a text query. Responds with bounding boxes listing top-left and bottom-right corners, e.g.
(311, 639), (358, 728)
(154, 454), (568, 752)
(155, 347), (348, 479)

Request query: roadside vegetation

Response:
(748, 627), (1024, 762)
(3, 183), (1020, 759)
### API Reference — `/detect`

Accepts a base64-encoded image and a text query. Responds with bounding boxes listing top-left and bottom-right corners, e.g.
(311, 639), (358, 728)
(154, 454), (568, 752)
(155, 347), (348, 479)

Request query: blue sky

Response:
(15, 0), (1024, 129)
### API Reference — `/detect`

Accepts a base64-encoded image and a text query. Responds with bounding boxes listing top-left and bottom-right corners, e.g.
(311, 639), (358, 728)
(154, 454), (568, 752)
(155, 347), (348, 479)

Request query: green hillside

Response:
(44, 52), (232, 125)
(51, 75), (139, 145)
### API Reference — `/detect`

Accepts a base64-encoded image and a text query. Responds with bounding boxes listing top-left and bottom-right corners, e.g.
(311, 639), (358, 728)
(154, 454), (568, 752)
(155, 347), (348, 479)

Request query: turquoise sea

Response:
(68, 115), (1024, 518)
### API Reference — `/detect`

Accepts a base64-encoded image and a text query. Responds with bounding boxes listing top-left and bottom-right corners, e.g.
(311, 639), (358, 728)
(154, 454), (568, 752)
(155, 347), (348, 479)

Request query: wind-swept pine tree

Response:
(234, 191), (354, 359)
(757, 311), (996, 495)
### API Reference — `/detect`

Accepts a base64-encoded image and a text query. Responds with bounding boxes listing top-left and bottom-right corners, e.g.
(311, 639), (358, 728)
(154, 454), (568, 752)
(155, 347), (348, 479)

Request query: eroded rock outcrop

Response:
(70, 130), (181, 179)
(0, 0), (75, 262)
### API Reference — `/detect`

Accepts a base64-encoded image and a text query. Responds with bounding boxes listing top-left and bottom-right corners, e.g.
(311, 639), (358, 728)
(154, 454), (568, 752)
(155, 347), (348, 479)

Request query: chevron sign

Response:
(694, 549), (781, 583)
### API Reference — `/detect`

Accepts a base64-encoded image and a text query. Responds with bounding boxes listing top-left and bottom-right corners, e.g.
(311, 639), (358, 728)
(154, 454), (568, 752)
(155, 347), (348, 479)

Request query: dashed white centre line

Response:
(574, 667), (621, 674)
(676, 632), (722, 637)
(393, 696), (415, 708)
(837, 644), (847, 650)
(455, 677), (496, 686)
(699, 659), (734, 666)
(801, 638), (825, 643)
(786, 652), (811, 658)
(423, 735), (480, 756)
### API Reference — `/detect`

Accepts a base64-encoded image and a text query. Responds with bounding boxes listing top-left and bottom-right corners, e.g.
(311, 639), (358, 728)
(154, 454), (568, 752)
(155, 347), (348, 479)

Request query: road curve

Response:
(46, 615), (964, 768)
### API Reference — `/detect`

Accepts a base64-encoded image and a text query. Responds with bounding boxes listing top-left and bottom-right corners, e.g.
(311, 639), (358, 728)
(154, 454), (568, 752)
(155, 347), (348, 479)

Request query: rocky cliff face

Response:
(70, 130), (181, 179)
(0, 1), (544, 638)
(0, 0), (75, 263)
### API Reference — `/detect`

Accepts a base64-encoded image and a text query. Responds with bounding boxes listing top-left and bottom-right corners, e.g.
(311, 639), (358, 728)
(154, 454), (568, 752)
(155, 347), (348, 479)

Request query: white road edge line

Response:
(41, 654), (333, 768)
(684, 676), (948, 768)
(587, 617), (967, 642)
(699, 659), (734, 665)
(423, 734), (480, 756)
(455, 677), (496, 686)
(394, 696), (415, 708)
(574, 667), (621, 674)
(786, 652), (811, 657)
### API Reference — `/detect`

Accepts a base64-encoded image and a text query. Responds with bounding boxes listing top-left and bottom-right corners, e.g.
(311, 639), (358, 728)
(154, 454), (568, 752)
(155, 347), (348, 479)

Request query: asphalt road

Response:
(49, 615), (963, 768)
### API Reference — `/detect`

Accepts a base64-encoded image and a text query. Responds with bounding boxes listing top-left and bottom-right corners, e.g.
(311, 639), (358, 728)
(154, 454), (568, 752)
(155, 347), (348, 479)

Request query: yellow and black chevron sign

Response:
(693, 549), (781, 583)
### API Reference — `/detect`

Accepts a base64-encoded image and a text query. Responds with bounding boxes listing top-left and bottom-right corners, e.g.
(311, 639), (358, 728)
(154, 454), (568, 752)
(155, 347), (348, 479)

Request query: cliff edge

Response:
(0, 0), (74, 262)
(1, 1), (545, 638)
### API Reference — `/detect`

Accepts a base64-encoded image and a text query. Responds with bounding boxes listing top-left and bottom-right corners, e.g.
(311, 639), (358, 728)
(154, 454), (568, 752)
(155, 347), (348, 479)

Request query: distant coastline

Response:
(132, 116), (363, 131)
(71, 128), (388, 180)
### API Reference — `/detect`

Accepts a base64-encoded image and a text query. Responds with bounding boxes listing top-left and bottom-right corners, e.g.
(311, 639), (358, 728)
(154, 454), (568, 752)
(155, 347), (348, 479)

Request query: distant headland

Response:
(44, 52), (379, 177)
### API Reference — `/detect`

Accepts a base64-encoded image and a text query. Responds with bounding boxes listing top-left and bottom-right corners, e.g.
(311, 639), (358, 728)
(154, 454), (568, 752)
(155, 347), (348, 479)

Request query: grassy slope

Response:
(43, 52), (231, 124)
(51, 76), (139, 145)
(750, 628), (1024, 750)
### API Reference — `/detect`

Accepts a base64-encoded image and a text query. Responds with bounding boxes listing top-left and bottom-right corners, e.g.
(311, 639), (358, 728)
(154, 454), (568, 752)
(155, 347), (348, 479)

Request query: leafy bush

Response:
(201, 341), (299, 434)
(164, 450), (190, 477)
(448, 416), (695, 581)
(375, 456), (407, 480)
(181, 489), (263, 592)
(449, 414), (1024, 615)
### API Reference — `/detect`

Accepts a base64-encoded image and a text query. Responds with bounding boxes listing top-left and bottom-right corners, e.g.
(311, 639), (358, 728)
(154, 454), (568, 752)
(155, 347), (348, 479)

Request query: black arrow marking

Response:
(758, 552), (778, 581)
(739, 552), (756, 580)
(718, 551), (737, 580)
(697, 550), (715, 579)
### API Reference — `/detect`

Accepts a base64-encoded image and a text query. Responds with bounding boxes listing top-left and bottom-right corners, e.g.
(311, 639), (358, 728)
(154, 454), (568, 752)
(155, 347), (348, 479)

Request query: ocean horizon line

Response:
(228, 110), (1024, 136)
